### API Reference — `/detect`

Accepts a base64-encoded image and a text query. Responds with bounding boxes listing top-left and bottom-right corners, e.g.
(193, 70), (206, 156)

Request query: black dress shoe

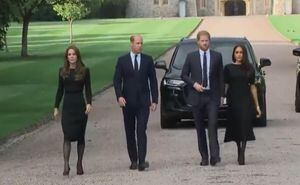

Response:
(210, 157), (221, 166)
(129, 162), (138, 170)
(200, 159), (209, 166)
(138, 161), (149, 171)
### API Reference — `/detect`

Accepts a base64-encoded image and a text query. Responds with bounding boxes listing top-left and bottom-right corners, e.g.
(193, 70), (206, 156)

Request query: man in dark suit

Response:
(181, 30), (224, 166)
(113, 34), (158, 171)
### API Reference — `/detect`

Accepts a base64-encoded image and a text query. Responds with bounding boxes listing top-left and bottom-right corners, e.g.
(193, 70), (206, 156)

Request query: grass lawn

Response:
(0, 18), (200, 140)
(269, 14), (300, 45)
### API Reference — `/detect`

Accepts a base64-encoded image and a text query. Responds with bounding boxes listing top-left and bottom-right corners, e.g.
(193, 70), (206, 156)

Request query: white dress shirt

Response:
(199, 49), (210, 90)
(130, 51), (141, 70)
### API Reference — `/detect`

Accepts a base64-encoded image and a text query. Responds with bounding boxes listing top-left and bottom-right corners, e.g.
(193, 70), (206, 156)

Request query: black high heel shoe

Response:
(238, 151), (245, 165)
(237, 148), (241, 164)
(77, 164), (84, 175)
(238, 141), (246, 165)
(63, 166), (70, 176)
(236, 141), (242, 164)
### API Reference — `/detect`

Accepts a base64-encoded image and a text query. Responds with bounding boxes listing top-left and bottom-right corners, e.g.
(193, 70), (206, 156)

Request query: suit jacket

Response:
(181, 50), (224, 106)
(113, 52), (158, 107)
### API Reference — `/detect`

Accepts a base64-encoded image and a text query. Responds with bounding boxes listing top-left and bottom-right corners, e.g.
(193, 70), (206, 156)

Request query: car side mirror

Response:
(293, 48), (300, 56)
(155, 60), (167, 71)
(259, 58), (271, 69)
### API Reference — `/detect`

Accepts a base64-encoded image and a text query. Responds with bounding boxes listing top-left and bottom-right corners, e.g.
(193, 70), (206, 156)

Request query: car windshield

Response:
(172, 40), (255, 69)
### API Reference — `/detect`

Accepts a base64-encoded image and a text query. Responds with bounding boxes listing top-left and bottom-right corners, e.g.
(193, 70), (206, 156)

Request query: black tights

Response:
(63, 139), (85, 173)
(236, 141), (247, 165)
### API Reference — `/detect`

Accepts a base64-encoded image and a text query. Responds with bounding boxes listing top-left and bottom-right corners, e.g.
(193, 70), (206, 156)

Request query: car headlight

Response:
(163, 79), (185, 86)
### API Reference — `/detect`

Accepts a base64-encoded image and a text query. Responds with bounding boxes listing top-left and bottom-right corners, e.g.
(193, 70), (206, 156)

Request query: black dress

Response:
(224, 64), (255, 142)
(55, 68), (92, 142)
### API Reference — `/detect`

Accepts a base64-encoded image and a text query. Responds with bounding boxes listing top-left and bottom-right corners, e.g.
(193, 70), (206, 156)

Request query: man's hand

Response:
(85, 104), (92, 114)
(150, 103), (157, 112)
(193, 82), (204, 92)
(53, 108), (59, 121)
(118, 97), (126, 107)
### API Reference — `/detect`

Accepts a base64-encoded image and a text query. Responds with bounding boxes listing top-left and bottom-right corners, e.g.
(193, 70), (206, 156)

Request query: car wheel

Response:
(161, 114), (178, 129)
(295, 73), (300, 112)
(255, 93), (267, 127)
(160, 101), (178, 128)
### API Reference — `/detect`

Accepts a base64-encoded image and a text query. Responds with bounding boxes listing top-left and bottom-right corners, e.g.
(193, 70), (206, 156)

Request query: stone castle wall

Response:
(126, 0), (294, 18)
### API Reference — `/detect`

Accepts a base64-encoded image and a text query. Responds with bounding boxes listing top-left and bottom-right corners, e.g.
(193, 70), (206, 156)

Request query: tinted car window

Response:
(173, 42), (197, 69)
(172, 40), (255, 69)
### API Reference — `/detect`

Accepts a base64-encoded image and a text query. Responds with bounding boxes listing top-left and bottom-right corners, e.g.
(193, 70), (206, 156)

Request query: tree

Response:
(0, 0), (11, 51)
(9, 0), (47, 57)
(50, 0), (90, 43)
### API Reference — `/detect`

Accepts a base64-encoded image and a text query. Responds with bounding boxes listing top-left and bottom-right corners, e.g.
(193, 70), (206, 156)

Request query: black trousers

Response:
(122, 105), (150, 164)
(191, 92), (220, 160)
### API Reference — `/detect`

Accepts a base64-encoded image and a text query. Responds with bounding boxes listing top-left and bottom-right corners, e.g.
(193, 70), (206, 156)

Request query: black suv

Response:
(155, 37), (271, 128)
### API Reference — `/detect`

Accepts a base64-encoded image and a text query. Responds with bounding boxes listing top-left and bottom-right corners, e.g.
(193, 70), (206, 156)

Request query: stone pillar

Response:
(252, 0), (256, 14)
(273, 0), (292, 15)
(186, 0), (197, 16)
(285, 0), (292, 14)
(219, 0), (225, 16)
(244, 0), (251, 15)
(215, 0), (220, 15)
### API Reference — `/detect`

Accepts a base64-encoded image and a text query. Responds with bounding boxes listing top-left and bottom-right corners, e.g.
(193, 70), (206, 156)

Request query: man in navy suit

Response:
(113, 35), (158, 171)
(181, 30), (224, 166)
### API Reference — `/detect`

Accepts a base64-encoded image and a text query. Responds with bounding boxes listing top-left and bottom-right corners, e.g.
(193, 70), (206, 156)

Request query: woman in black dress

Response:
(224, 44), (261, 165)
(54, 45), (92, 175)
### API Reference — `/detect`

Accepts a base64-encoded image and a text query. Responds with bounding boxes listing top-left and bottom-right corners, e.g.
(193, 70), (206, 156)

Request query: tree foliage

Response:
(50, 0), (90, 43)
(51, 0), (90, 22)
(0, 0), (11, 51)
(9, 0), (47, 57)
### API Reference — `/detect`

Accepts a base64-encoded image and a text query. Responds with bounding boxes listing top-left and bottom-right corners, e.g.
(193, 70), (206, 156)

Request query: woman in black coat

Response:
(224, 44), (261, 165)
(54, 45), (92, 175)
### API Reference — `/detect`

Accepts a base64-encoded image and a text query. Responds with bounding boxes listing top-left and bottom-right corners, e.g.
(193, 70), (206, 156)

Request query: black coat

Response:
(181, 50), (224, 106)
(113, 53), (158, 107)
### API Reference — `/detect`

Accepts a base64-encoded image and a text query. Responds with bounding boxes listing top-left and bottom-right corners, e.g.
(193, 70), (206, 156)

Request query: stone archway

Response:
(224, 0), (246, 15)
(219, 0), (251, 16)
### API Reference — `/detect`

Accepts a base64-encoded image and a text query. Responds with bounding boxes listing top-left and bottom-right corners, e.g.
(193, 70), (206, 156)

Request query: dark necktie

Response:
(134, 54), (138, 72)
(202, 52), (208, 88)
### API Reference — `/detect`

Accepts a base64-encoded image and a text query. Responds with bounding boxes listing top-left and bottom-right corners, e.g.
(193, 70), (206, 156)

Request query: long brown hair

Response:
(61, 45), (86, 80)
(232, 44), (252, 77)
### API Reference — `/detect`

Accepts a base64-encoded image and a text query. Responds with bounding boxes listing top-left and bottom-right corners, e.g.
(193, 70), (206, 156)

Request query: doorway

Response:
(224, 0), (246, 16)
